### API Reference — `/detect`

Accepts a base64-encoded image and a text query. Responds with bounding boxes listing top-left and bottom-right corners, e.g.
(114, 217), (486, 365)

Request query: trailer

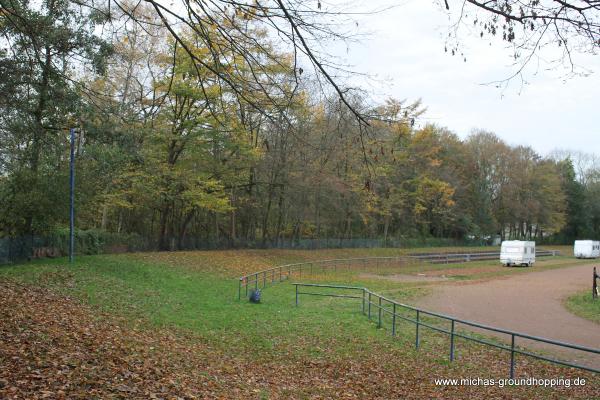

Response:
(500, 240), (536, 267)
(573, 240), (600, 259)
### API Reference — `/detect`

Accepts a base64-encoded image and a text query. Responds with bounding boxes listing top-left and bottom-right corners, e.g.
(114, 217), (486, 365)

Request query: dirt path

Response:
(415, 263), (600, 369)
(359, 272), (449, 282)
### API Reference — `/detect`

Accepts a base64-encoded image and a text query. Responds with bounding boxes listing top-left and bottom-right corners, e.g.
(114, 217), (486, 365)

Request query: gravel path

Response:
(359, 272), (449, 282)
(415, 263), (600, 369)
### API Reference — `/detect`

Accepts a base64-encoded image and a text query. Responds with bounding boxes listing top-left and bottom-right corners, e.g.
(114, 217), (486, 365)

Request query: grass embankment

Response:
(565, 290), (600, 324)
(0, 248), (597, 399)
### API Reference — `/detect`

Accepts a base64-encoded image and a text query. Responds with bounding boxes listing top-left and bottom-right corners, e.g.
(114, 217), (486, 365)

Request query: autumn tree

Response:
(0, 0), (111, 236)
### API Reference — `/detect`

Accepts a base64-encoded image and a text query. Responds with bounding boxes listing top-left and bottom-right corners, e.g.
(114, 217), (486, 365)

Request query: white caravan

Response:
(500, 241), (536, 267)
(574, 240), (600, 259)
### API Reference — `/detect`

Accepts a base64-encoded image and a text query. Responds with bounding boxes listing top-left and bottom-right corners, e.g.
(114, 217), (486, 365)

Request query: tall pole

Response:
(69, 128), (76, 263)
(593, 267), (598, 299)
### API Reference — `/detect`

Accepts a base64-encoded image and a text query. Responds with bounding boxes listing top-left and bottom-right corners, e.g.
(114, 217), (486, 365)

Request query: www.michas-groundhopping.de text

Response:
(434, 377), (586, 388)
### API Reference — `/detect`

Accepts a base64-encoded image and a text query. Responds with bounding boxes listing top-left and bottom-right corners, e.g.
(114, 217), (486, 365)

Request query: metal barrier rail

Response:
(410, 250), (560, 264)
(238, 251), (561, 299)
(294, 283), (365, 308)
(408, 250), (559, 257)
(292, 283), (600, 378)
(238, 257), (419, 299)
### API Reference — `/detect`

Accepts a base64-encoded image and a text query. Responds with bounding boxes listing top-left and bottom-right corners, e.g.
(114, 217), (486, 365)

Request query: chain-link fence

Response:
(0, 232), (152, 265)
(1, 232), (490, 265)
(173, 236), (487, 250)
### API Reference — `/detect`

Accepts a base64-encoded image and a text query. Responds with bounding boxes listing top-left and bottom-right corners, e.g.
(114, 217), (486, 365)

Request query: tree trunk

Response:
(178, 210), (194, 250)
(315, 184), (322, 239)
(158, 204), (170, 250)
(274, 186), (286, 245)
(101, 205), (109, 230)
(383, 214), (390, 246)
(261, 185), (274, 245)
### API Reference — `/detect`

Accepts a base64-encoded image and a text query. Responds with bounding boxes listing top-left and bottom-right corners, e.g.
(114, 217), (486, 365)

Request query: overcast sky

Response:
(319, 0), (599, 156)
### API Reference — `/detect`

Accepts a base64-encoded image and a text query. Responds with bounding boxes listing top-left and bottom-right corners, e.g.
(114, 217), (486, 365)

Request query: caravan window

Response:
(505, 247), (520, 253)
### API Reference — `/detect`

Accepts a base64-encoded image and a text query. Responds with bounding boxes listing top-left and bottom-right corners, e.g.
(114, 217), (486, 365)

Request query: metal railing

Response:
(293, 283), (599, 378)
(238, 251), (561, 299)
(410, 249), (560, 264)
(238, 256), (421, 299)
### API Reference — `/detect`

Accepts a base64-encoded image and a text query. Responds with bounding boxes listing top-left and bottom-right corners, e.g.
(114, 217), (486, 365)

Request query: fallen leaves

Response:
(0, 279), (598, 399)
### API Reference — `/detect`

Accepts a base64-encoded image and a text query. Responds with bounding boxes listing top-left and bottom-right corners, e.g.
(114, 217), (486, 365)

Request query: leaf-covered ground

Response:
(1, 249), (598, 399)
(128, 245), (576, 279)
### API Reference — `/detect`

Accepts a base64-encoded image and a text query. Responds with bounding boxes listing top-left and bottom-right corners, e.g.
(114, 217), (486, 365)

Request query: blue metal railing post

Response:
(450, 320), (455, 361)
(378, 296), (382, 329)
(368, 292), (372, 320)
(392, 303), (397, 337)
(295, 284), (299, 307)
(510, 334), (516, 379)
(69, 127), (76, 263)
(415, 310), (420, 349)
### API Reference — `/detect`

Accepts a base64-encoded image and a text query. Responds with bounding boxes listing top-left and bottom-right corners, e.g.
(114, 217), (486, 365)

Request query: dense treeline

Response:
(1, 1), (599, 250)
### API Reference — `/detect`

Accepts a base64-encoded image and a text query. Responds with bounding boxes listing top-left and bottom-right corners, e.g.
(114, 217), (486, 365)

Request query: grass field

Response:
(1, 247), (598, 399)
(565, 290), (600, 324)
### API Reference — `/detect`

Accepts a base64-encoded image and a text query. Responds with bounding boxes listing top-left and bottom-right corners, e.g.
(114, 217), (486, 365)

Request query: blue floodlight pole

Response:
(69, 128), (76, 263)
